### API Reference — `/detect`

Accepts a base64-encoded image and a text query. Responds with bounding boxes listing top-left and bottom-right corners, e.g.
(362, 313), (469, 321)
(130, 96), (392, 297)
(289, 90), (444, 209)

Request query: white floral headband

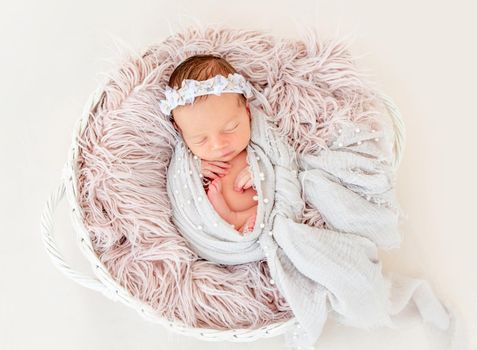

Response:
(159, 73), (253, 116)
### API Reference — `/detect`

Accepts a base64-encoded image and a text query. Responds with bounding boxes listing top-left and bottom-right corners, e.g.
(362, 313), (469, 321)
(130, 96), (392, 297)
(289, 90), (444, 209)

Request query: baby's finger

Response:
(236, 167), (252, 187)
(203, 161), (229, 170)
(208, 161), (231, 169)
(201, 169), (219, 180)
(203, 163), (230, 175)
(234, 174), (247, 191)
(243, 178), (253, 189)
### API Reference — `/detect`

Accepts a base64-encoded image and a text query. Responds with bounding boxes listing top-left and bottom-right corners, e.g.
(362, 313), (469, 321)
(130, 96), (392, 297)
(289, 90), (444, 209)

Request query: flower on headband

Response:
(160, 87), (180, 115)
(181, 80), (197, 102)
(211, 75), (228, 94)
(159, 73), (253, 116)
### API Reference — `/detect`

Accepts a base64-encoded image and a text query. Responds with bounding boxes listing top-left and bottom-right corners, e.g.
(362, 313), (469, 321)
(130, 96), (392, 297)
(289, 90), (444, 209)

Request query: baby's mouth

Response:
(221, 150), (234, 158)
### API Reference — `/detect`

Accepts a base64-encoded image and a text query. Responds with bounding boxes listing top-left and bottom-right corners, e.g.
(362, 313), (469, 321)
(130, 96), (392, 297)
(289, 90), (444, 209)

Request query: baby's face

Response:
(172, 93), (251, 162)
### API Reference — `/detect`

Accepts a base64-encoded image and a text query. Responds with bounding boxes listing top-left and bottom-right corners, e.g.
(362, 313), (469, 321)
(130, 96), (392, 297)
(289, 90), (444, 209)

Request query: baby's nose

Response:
(211, 135), (229, 149)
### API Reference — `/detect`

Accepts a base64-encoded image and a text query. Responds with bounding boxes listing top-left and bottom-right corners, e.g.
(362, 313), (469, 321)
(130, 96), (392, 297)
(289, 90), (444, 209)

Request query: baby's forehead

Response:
(180, 114), (244, 141)
(173, 93), (248, 132)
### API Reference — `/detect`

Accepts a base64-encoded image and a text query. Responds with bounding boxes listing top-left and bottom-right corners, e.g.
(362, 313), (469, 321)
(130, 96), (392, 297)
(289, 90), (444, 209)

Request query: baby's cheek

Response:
(188, 145), (205, 159)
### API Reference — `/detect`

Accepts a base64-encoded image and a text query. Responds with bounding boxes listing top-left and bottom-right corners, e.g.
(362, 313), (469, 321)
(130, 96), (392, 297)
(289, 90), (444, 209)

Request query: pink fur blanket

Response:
(76, 25), (389, 330)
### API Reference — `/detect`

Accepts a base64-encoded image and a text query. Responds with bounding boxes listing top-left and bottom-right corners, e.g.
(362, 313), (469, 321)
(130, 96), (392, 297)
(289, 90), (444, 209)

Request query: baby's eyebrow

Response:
(188, 116), (238, 138)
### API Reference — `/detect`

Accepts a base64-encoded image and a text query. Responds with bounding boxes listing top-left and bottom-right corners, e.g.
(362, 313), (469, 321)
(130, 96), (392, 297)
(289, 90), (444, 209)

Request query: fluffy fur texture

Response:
(76, 24), (390, 330)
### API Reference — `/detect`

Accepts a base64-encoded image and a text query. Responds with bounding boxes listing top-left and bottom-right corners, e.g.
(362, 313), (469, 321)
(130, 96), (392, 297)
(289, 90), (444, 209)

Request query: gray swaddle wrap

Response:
(166, 102), (453, 348)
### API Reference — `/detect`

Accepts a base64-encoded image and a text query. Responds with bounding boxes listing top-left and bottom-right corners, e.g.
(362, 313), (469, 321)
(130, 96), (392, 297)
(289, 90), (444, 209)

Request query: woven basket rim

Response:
(44, 33), (406, 343)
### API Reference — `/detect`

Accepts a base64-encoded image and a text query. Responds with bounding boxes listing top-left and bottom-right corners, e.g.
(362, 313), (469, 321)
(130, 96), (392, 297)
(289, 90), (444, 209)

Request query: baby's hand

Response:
(234, 166), (253, 192)
(200, 160), (231, 180)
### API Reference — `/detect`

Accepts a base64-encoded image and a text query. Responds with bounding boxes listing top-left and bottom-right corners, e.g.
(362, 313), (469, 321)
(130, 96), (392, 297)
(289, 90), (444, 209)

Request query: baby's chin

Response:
(202, 151), (235, 162)
(203, 147), (247, 162)
(220, 149), (238, 160)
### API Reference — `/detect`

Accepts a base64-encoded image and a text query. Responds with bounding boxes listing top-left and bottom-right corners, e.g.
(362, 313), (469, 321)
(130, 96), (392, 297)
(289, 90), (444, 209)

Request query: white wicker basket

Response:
(40, 81), (406, 342)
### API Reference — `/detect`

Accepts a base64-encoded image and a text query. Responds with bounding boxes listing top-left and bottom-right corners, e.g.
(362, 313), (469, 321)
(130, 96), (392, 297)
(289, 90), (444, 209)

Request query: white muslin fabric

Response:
(166, 101), (457, 349)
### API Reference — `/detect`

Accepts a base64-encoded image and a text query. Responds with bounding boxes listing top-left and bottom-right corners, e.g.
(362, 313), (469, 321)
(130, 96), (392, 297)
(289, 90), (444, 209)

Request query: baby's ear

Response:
(245, 101), (251, 118)
(171, 118), (180, 131)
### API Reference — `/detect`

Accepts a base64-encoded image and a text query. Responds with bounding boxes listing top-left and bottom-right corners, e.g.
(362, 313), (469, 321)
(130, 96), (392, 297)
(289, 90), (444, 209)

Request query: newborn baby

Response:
(172, 93), (257, 235)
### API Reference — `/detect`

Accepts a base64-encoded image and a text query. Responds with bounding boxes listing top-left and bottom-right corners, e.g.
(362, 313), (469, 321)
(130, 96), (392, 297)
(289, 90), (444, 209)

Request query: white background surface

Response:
(1, 0), (475, 349)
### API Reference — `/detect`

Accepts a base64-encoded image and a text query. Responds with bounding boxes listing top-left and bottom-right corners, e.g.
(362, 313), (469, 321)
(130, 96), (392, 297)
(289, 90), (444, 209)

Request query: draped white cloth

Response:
(166, 102), (457, 349)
